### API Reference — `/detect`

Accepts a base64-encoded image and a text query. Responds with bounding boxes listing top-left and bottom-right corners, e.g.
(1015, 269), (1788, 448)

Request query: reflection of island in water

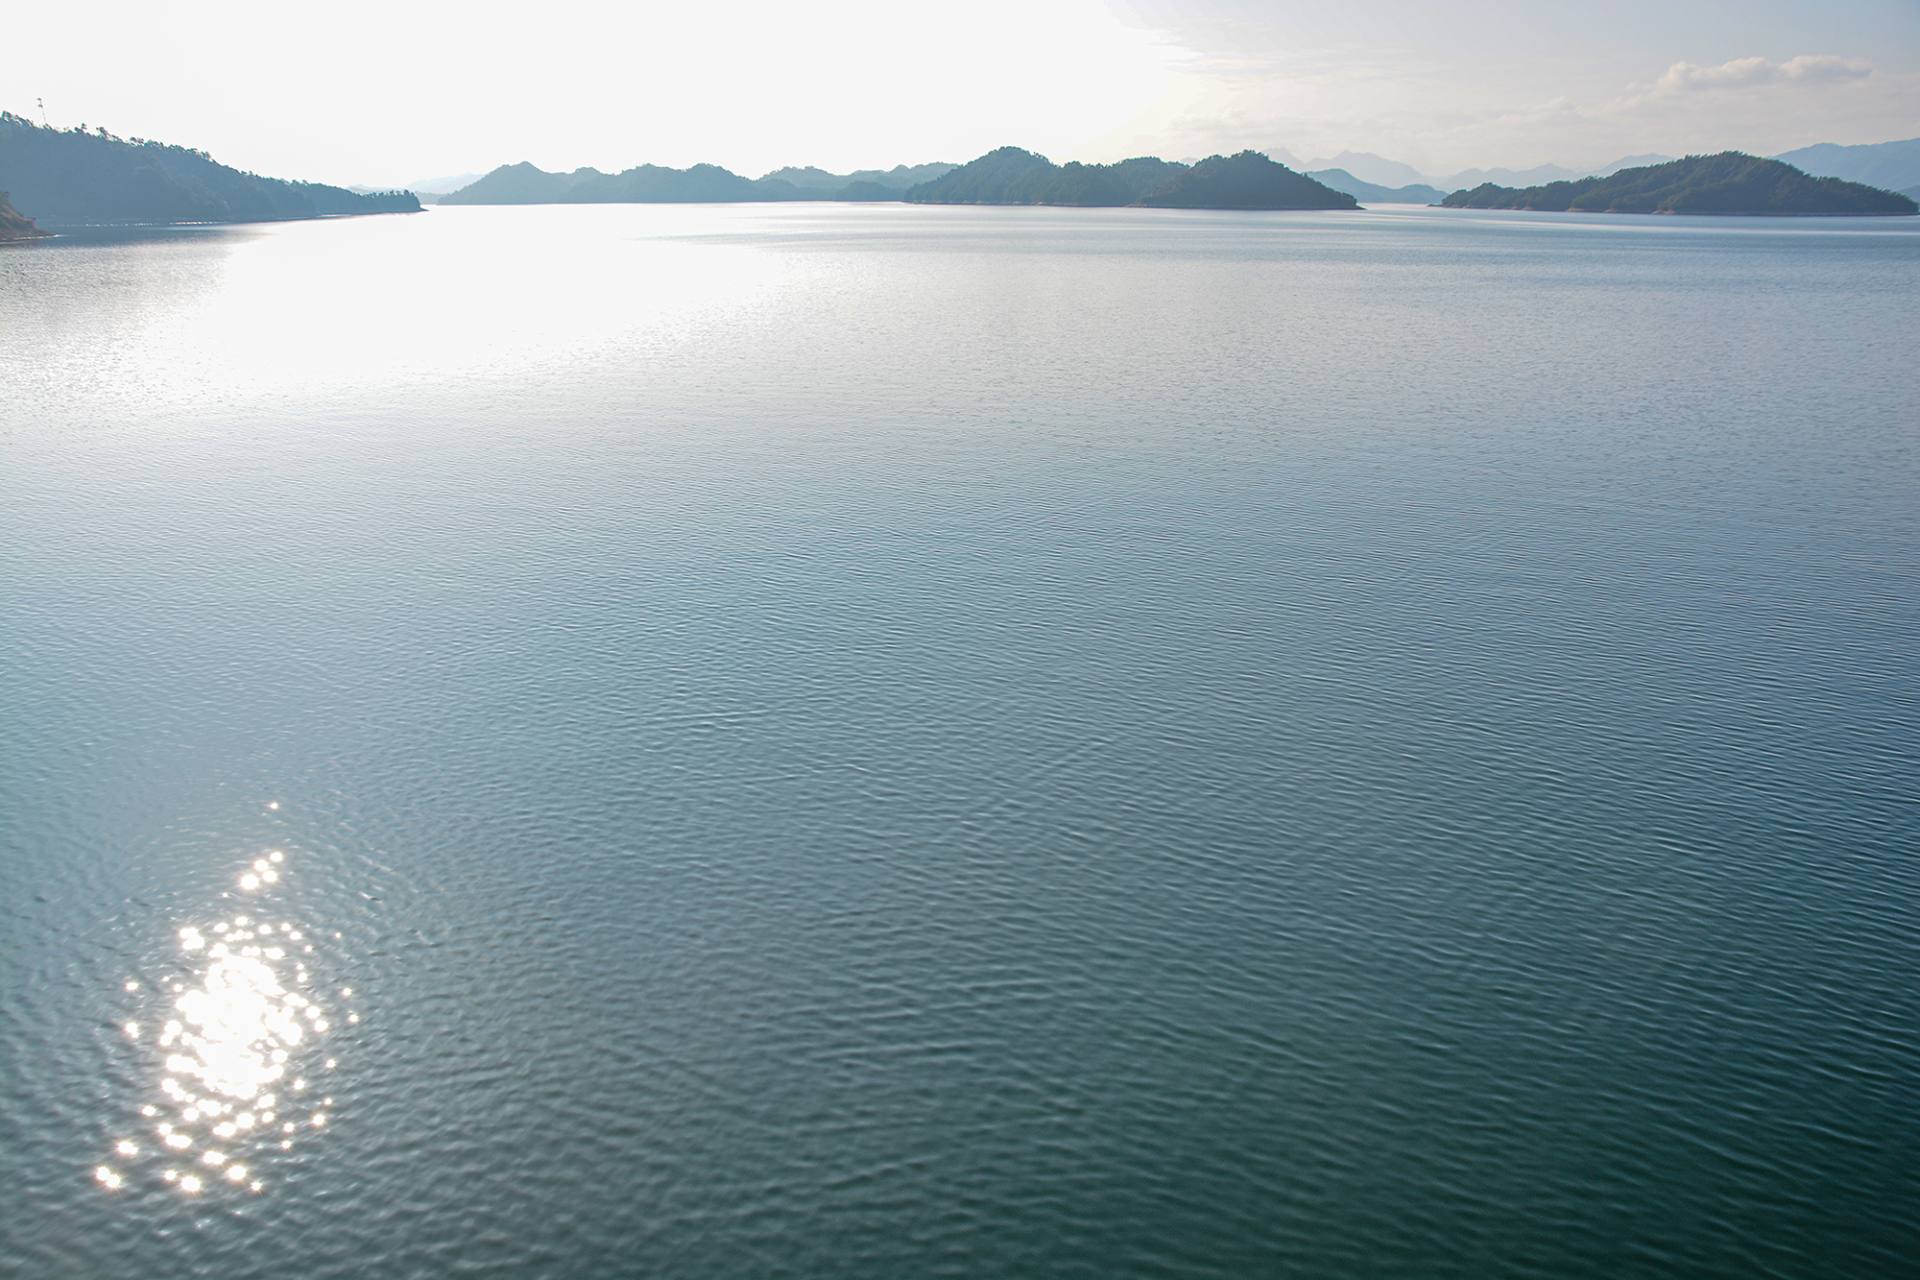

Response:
(98, 822), (355, 1198)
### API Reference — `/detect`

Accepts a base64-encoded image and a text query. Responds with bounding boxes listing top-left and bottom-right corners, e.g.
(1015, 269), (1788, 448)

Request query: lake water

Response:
(2, 203), (1917, 1277)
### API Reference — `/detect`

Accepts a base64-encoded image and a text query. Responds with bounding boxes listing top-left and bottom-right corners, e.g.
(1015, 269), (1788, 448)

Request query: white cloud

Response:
(1655, 54), (1873, 95)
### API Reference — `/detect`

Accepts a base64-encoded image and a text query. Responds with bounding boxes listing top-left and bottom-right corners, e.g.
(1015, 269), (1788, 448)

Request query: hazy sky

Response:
(6, 0), (1917, 185)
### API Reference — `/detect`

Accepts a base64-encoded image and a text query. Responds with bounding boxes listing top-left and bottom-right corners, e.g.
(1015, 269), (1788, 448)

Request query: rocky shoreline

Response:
(0, 191), (51, 241)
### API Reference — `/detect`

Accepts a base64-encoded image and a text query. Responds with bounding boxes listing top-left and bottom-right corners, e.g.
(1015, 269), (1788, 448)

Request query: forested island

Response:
(0, 191), (49, 241)
(902, 147), (1356, 209)
(441, 160), (955, 205)
(1137, 152), (1355, 210)
(440, 147), (1356, 211)
(900, 147), (1182, 205)
(1441, 152), (1918, 216)
(0, 112), (420, 227)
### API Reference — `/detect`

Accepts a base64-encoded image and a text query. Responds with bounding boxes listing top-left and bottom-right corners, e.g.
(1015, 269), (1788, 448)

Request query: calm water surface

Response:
(2, 204), (1917, 1277)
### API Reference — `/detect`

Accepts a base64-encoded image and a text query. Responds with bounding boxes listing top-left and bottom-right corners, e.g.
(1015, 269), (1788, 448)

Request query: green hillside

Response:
(0, 111), (420, 226)
(1138, 152), (1358, 210)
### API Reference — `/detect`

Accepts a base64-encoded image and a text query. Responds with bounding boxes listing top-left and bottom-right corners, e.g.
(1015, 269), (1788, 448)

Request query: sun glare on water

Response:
(97, 810), (353, 1199)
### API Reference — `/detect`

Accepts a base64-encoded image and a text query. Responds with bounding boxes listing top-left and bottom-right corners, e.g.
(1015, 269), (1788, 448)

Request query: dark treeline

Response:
(0, 112), (421, 227)
(1442, 152), (1918, 215)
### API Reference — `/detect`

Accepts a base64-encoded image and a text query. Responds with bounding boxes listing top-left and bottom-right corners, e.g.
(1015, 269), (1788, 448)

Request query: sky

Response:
(5, 0), (1917, 187)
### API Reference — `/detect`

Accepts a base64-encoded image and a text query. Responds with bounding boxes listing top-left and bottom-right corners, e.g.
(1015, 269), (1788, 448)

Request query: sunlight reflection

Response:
(104, 831), (354, 1198)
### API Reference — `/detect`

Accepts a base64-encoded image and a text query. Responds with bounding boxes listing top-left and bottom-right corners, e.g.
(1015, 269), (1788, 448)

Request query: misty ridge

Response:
(425, 137), (1920, 212)
(439, 159), (958, 205)
(427, 145), (1920, 216)
(5, 104), (1920, 229)
(439, 147), (1360, 210)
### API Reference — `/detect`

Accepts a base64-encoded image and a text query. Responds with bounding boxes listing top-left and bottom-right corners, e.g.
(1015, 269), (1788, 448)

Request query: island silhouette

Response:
(1442, 153), (1918, 216)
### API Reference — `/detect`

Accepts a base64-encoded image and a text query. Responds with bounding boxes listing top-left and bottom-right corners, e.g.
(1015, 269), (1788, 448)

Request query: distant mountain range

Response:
(351, 172), (485, 203)
(365, 172), (487, 205)
(420, 141), (1920, 214)
(440, 159), (958, 206)
(1299, 151), (1432, 188)
(1305, 169), (1444, 204)
(408, 171), (485, 196)
(441, 161), (751, 204)
(0, 111), (420, 226)
(1774, 138), (1920, 194)
(1296, 140), (1920, 202)
(441, 147), (1356, 211)
(14, 107), (1919, 230)
(761, 163), (957, 193)
(1441, 153), (1917, 216)
(1299, 150), (1678, 192)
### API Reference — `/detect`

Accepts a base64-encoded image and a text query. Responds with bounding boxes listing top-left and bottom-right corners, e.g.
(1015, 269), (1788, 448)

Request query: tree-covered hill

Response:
(1441, 153), (1917, 216)
(436, 162), (586, 203)
(0, 111), (420, 226)
(901, 147), (1083, 203)
(761, 162), (956, 193)
(1103, 157), (1190, 202)
(596, 163), (763, 202)
(439, 161), (763, 203)
(903, 147), (1354, 209)
(1137, 152), (1359, 210)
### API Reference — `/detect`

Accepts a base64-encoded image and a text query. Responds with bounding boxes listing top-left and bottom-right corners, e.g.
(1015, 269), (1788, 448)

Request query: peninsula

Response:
(0, 111), (421, 227)
(0, 191), (49, 241)
(1441, 152), (1918, 216)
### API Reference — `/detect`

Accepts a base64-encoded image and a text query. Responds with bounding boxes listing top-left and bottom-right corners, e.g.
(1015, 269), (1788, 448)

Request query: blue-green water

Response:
(2, 204), (1917, 1277)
